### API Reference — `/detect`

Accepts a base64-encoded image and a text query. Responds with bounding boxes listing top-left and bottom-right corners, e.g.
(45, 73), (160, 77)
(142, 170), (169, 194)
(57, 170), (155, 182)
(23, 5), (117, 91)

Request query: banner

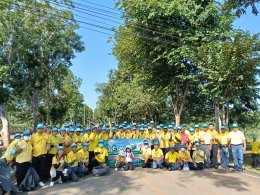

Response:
(105, 139), (150, 167)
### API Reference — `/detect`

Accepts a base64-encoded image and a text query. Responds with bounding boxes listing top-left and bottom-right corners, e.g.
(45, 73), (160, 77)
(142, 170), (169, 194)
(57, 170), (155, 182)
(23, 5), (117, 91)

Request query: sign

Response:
(105, 139), (150, 167)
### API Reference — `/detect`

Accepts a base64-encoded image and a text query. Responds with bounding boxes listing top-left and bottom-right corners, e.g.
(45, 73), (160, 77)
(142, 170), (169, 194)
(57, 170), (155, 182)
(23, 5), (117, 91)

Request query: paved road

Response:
(22, 168), (260, 195)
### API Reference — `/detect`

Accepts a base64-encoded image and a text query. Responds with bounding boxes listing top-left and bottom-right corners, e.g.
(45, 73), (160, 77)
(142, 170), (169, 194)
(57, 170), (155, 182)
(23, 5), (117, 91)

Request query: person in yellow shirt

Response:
(109, 127), (117, 139)
(83, 127), (91, 143)
(172, 127), (181, 149)
(138, 128), (146, 139)
(218, 125), (230, 169)
(192, 142), (205, 170)
(67, 143), (83, 182)
(100, 127), (109, 141)
(59, 128), (67, 145)
(115, 150), (125, 171)
(157, 126), (169, 156)
(125, 126), (132, 139)
(73, 128), (83, 151)
(116, 126), (125, 139)
(251, 136), (259, 168)
(147, 126), (157, 149)
(178, 144), (194, 170)
(16, 130), (33, 188)
(188, 127), (196, 158)
(131, 127), (139, 139)
(31, 123), (51, 181)
(88, 126), (99, 167)
(49, 146), (68, 187)
(209, 123), (219, 169)
(92, 140), (108, 167)
(151, 141), (164, 169)
(77, 143), (90, 175)
(64, 128), (74, 154)
(141, 140), (152, 168)
(199, 124), (212, 169)
(165, 145), (181, 171)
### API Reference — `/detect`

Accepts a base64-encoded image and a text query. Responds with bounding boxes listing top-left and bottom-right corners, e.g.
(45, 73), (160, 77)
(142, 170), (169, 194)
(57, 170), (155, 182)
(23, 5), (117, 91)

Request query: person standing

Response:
(218, 125), (230, 170)
(228, 123), (246, 172)
(250, 136), (259, 168)
(209, 123), (219, 169)
(31, 123), (50, 181)
(199, 124), (212, 168)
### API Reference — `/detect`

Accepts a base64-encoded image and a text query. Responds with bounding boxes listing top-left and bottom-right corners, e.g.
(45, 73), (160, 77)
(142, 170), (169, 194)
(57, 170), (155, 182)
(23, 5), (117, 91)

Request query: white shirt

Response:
(125, 152), (134, 162)
(228, 130), (245, 145)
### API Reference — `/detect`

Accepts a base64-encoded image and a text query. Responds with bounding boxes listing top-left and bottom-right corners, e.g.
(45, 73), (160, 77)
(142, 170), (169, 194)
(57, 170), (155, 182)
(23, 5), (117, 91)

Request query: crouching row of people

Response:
(141, 141), (205, 171)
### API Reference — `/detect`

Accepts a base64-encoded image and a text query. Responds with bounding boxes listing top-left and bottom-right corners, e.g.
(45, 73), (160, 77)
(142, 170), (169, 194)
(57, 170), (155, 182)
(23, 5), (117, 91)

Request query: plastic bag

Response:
(183, 163), (189, 171)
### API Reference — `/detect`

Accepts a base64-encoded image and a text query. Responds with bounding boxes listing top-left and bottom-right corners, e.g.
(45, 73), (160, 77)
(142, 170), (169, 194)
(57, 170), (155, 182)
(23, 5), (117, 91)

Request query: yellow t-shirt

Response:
(77, 148), (89, 161)
(178, 150), (192, 162)
(138, 133), (146, 139)
(16, 140), (32, 163)
(125, 132), (132, 139)
(200, 131), (212, 145)
(31, 133), (50, 157)
(67, 151), (78, 168)
(94, 147), (108, 163)
(64, 135), (73, 153)
(151, 148), (163, 160)
(158, 133), (169, 149)
(88, 132), (98, 152)
(218, 132), (229, 145)
(251, 141), (260, 154)
(116, 155), (125, 162)
(173, 133), (181, 144)
(141, 147), (152, 160)
(73, 134), (83, 150)
(210, 130), (219, 144)
(193, 149), (205, 163)
(165, 151), (179, 163)
(1, 140), (18, 162)
(52, 155), (67, 170)
(83, 133), (90, 143)
(101, 133), (109, 141)
(48, 135), (62, 154)
(116, 132), (125, 139)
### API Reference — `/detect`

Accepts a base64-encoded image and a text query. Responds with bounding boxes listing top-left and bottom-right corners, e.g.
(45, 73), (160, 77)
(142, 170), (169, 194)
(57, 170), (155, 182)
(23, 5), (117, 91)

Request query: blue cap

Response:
(180, 144), (185, 148)
(143, 140), (149, 145)
(68, 128), (74, 132)
(253, 135), (256, 139)
(23, 130), (30, 136)
(82, 143), (89, 147)
(182, 124), (187, 127)
(119, 125), (123, 129)
(169, 145), (176, 149)
(194, 142), (201, 147)
(140, 127), (144, 131)
(64, 123), (70, 127)
(154, 141), (159, 145)
(144, 125), (148, 128)
(123, 121), (127, 124)
(159, 124), (164, 127)
(85, 127), (91, 131)
(98, 123), (103, 127)
(105, 123), (110, 127)
(174, 126), (179, 131)
(221, 125), (227, 129)
(232, 123), (238, 128)
(60, 128), (66, 132)
(68, 122), (73, 126)
(75, 128), (81, 132)
(156, 126), (161, 129)
(168, 125), (173, 129)
(112, 127), (116, 131)
(202, 123), (208, 128)
(98, 139), (104, 143)
(150, 121), (154, 124)
(127, 125), (131, 129)
(76, 123), (81, 127)
(115, 124), (119, 127)
(52, 127), (58, 132)
(36, 123), (44, 129)
(132, 127), (136, 130)
(163, 126), (168, 129)
(92, 126), (97, 130)
(194, 124), (199, 128)
(14, 133), (21, 139)
(148, 127), (152, 130)
(171, 121), (176, 125)
(57, 146), (64, 150)
(102, 127), (107, 131)
(189, 127), (195, 132)
(111, 121), (115, 124)
(70, 143), (77, 148)
(123, 127), (127, 130)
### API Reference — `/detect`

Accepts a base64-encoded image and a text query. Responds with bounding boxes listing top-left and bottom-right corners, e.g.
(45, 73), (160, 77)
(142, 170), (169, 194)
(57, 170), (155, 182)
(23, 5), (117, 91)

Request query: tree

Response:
(224, 0), (260, 16)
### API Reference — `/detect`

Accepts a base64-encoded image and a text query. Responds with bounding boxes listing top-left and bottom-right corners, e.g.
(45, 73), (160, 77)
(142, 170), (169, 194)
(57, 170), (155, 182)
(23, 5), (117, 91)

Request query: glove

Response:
(9, 148), (17, 155)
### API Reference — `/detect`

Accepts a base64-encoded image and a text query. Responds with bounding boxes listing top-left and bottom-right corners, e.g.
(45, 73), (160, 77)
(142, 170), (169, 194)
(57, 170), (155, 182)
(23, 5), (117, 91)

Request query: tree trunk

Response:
(29, 89), (39, 132)
(0, 104), (10, 147)
(46, 71), (51, 125)
(175, 114), (181, 127)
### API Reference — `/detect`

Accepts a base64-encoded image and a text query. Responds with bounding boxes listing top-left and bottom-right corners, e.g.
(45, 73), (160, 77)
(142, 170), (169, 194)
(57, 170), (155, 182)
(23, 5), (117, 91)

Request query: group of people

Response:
(0, 120), (257, 194)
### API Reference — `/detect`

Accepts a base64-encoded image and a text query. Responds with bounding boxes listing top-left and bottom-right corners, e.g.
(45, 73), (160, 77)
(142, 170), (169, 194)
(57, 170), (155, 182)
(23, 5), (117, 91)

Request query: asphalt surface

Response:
(21, 168), (260, 195)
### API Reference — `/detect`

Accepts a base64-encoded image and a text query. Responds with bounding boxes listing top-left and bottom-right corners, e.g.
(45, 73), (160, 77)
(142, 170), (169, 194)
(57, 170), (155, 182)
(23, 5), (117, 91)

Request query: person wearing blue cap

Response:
(77, 143), (90, 175)
(141, 140), (152, 168)
(83, 127), (91, 143)
(146, 126), (157, 149)
(131, 127), (139, 139)
(49, 146), (68, 187)
(92, 140), (108, 168)
(64, 128), (74, 154)
(138, 128), (146, 139)
(67, 143), (83, 181)
(116, 126), (126, 139)
(156, 126), (169, 156)
(165, 145), (181, 171)
(208, 123), (219, 169)
(188, 127), (196, 157)
(109, 127), (117, 139)
(181, 124), (190, 136)
(172, 127), (181, 149)
(178, 144), (194, 170)
(151, 141), (164, 169)
(31, 123), (51, 181)
(228, 123), (246, 172)
(198, 124), (212, 169)
(59, 128), (67, 142)
(192, 143), (205, 170)
(73, 128), (83, 151)
(125, 126), (132, 139)
(101, 127), (109, 140)
(250, 136), (259, 168)
(218, 125), (230, 170)
(88, 126), (99, 169)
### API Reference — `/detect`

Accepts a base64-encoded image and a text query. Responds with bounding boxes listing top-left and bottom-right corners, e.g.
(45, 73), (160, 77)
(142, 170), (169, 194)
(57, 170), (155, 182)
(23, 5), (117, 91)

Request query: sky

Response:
(70, 0), (260, 110)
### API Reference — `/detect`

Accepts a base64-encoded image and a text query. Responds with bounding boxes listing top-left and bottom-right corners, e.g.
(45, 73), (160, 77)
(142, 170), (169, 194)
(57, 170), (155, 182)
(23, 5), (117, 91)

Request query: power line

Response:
(77, 0), (118, 12)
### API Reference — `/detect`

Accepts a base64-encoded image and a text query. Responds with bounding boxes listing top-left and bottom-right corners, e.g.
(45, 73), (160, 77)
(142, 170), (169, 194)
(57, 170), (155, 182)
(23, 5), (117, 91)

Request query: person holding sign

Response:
(151, 141), (164, 169)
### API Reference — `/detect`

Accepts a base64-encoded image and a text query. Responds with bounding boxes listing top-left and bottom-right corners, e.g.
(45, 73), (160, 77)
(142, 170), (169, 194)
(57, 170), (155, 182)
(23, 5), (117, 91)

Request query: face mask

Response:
(156, 130), (160, 133)
(181, 148), (185, 152)
(23, 136), (30, 141)
(15, 138), (21, 143)
(99, 143), (104, 148)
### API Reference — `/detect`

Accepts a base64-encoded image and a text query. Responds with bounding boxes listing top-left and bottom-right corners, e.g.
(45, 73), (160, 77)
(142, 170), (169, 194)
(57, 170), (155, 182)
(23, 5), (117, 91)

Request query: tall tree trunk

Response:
(0, 104), (9, 147)
(46, 71), (51, 125)
(29, 89), (39, 132)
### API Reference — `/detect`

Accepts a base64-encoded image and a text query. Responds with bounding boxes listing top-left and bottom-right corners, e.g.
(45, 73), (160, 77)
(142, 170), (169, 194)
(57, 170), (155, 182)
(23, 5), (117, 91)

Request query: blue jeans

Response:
(231, 145), (243, 172)
(152, 160), (163, 169)
(220, 146), (229, 169)
(0, 158), (11, 179)
(168, 163), (181, 170)
(70, 166), (83, 182)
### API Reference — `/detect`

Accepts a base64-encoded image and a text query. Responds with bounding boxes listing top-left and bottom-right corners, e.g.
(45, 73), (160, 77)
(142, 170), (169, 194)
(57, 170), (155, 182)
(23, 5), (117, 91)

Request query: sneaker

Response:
(39, 181), (45, 187)
(49, 181), (54, 187)
(115, 168), (118, 171)
(17, 189), (23, 193)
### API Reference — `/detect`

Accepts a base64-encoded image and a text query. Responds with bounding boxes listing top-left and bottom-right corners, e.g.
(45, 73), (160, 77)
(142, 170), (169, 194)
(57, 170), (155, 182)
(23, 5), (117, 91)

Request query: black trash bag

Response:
(0, 174), (17, 194)
(92, 165), (109, 176)
(17, 166), (40, 191)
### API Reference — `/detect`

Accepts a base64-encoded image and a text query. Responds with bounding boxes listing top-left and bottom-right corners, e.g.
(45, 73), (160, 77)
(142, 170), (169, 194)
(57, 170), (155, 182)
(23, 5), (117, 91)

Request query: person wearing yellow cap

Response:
(66, 143), (83, 182)
(151, 141), (164, 169)
(31, 123), (50, 181)
(92, 140), (108, 168)
(165, 145), (181, 171)
(250, 136), (259, 168)
(49, 146), (68, 187)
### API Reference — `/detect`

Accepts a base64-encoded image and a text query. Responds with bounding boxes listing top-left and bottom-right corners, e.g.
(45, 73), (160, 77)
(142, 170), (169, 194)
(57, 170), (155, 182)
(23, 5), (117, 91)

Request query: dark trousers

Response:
(190, 162), (204, 170)
(16, 161), (31, 187)
(252, 154), (260, 168)
(51, 170), (68, 183)
(115, 162), (125, 168)
(88, 151), (95, 170)
(124, 162), (134, 171)
(190, 150), (195, 159)
(91, 158), (103, 168)
(142, 159), (153, 168)
(32, 154), (47, 181)
(211, 144), (219, 167)
(46, 154), (55, 179)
